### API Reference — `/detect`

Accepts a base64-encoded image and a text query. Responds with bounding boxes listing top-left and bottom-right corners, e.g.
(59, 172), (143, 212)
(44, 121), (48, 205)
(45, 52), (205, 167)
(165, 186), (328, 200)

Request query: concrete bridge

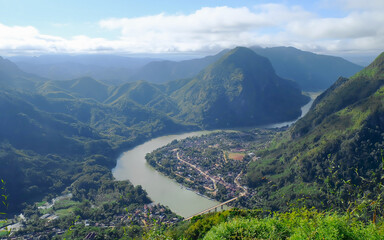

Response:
(184, 197), (238, 221)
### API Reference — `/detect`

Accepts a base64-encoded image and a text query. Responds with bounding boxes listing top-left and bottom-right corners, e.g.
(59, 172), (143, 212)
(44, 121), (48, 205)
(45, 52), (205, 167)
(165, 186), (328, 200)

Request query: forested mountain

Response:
(0, 57), (47, 90)
(171, 47), (309, 128)
(252, 46), (363, 91)
(0, 46), (312, 214)
(127, 47), (362, 91)
(37, 77), (113, 102)
(247, 52), (384, 211)
(0, 68), (193, 214)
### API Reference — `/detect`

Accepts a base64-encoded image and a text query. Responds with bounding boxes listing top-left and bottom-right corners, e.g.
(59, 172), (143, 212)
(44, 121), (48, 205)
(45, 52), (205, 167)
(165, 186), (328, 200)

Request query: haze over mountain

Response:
(129, 50), (229, 83)
(251, 46), (363, 91)
(8, 47), (361, 91)
(0, 57), (47, 91)
(247, 52), (384, 210)
(9, 55), (159, 85)
(135, 47), (362, 91)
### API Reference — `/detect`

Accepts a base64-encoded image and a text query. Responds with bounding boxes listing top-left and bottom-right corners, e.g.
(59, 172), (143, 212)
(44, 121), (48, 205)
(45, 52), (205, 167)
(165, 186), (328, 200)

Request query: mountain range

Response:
(9, 47), (362, 90)
(0, 46), (310, 212)
(1, 44), (380, 217)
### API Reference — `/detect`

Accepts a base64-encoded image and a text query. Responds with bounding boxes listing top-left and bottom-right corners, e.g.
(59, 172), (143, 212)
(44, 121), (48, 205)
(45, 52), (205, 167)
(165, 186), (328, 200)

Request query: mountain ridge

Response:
(251, 46), (363, 90)
(247, 51), (384, 211)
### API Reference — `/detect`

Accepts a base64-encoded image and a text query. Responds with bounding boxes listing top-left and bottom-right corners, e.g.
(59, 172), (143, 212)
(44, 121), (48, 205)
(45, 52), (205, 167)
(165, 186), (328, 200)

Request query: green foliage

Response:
(0, 179), (8, 215)
(246, 52), (384, 212)
(0, 179), (10, 237)
(164, 208), (384, 239)
(204, 217), (289, 240)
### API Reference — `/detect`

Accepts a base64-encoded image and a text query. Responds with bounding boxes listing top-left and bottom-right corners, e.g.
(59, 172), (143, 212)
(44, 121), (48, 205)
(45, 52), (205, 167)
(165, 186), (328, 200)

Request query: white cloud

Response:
(98, 5), (314, 53)
(0, 3), (383, 56)
(0, 23), (118, 55)
(287, 11), (384, 39)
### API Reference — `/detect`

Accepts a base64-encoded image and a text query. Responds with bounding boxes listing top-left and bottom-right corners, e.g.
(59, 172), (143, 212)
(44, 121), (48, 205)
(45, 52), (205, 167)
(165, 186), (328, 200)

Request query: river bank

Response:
(112, 91), (321, 218)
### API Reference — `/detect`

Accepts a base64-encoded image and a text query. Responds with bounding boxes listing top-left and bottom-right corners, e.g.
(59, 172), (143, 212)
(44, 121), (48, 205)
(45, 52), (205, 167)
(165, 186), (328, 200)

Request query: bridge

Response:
(184, 197), (238, 221)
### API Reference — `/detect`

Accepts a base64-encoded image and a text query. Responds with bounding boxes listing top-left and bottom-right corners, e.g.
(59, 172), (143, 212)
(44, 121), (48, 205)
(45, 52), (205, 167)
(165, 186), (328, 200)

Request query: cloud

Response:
(99, 5), (312, 53)
(0, 3), (383, 56)
(0, 23), (118, 55)
(284, 1), (384, 54)
(336, 0), (384, 10)
(288, 12), (384, 39)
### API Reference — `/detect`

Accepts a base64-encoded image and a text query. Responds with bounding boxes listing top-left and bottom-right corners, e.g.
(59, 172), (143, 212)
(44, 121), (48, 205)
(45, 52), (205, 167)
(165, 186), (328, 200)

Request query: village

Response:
(1, 195), (181, 239)
(146, 129), (279, 202)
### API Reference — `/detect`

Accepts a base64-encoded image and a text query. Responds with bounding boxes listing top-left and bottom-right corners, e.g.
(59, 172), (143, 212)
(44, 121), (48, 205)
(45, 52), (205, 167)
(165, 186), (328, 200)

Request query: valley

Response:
(1, 46), (382, 239)
(2, 1), (384, 238)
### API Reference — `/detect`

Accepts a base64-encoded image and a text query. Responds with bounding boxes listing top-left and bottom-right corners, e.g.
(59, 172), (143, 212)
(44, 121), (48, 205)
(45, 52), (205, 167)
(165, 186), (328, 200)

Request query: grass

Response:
(0, 221), (8, 228)
(54, 199), (78, 210)
(0, 231), (9, 237)
(201, 208), (384, 240)
(55, 208), (77, 217)
(48, 199), (80, 217)
(36, 201), (47, 207)
(227, 152), (245, 161)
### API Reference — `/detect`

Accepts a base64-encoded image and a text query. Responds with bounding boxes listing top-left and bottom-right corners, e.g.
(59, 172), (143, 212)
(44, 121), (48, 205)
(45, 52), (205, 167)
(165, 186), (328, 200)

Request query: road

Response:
(176, 152), (217, 194)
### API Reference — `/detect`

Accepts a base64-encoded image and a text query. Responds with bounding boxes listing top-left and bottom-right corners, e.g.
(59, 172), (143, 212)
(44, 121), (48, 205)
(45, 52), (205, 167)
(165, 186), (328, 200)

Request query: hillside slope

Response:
(0, 57), (46, 91)
(247, 52), (384, 211)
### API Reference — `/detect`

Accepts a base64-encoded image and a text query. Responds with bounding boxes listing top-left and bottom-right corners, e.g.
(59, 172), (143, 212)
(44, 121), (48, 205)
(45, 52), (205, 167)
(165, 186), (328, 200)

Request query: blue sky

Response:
(0, 0), (383, 58)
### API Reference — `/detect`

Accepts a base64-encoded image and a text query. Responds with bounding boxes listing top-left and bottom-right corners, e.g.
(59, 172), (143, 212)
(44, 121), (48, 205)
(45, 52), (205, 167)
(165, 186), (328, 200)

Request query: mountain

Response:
(0, 56), (46, 90)
(251, 46), (363, 91)
(9, 55), (158, 85)
(130, 50), (229, 83)
(171, 47), (309, 128)
(37, 77), (113, 102)
(0, 58), (197, 213)
(9, 53), (230, 85)
(105, 81), (180, 115)
(9, 48), (362, 90)
(247, 52), (384, 211)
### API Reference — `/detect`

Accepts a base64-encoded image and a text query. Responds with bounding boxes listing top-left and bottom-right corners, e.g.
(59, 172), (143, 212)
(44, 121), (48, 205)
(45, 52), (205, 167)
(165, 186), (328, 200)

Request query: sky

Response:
(0, 0), (383, 60)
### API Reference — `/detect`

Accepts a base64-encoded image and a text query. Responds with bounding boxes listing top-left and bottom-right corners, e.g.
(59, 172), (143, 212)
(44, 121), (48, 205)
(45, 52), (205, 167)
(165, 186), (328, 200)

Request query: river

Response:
(112, 131), (222, 218)
(112, 92), (320, 218)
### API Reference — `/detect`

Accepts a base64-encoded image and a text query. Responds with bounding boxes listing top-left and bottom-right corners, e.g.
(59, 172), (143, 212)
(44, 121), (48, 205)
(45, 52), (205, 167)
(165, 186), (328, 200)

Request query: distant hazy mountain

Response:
(0, 56), (46, 90)
(251, 46), (363, 91)
(9, 48), (362, 91)
(37, 77), (113, 102)
(171, 47), (309, 128)
(9, 54), (159, 85)
(247, 52), (384, 210)
(130, 50), (229, 83)
(105, 81), (180, 116)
